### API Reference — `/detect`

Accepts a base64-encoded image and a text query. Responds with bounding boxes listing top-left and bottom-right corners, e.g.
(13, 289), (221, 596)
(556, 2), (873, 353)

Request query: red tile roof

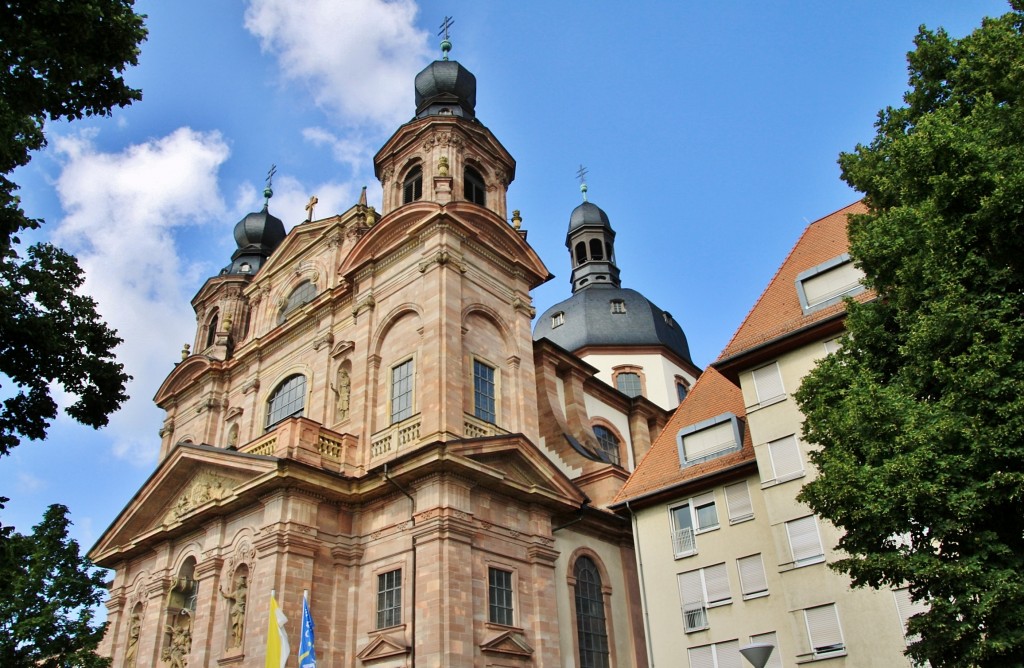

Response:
(614, 367), (754, 504)
(716, 201), (869, 363)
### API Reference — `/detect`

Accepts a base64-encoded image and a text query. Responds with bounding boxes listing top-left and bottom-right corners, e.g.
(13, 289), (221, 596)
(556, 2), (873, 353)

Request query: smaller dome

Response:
(233, 206), (285, 251)
(415, 60), (477, 119)
(568, 201), (613, 234)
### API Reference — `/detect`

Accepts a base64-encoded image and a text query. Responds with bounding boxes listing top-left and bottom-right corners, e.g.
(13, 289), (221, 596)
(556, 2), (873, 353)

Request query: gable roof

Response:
(716, 201), (869, 366)
(613, 367), (754, 505)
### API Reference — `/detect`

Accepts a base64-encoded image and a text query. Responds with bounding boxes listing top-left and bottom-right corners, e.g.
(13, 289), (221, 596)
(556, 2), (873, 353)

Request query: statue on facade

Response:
(219, 574), (248, 648)
(162, 617), (192, 668)
(124, 611), (141, 667)
(333, 367), (351, 421)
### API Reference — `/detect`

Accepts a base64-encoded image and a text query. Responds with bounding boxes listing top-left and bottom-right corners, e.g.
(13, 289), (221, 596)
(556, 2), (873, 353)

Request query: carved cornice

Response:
(163, 470), (236, 525)
(313, 331), (334, 351)
(331, 340), (355, 358)
(418, 249), (467, 274)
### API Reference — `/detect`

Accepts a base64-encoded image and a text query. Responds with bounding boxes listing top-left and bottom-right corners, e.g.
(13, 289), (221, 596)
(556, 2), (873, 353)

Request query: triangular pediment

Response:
(356, 633), (409, 662)
(89, 443), (278, 565)
(447, 436), (587, 507)
(480, 629), (534, 656)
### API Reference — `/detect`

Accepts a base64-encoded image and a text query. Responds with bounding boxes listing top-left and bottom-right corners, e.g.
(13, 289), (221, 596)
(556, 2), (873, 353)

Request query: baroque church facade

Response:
(91, 40), (697, 668)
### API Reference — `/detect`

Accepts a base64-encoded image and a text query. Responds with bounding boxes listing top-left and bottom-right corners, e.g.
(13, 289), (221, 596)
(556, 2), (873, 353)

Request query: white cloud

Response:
(50, 128), (232, 464)
(303, 126), (375, 175)
(243, 0), (430, 129)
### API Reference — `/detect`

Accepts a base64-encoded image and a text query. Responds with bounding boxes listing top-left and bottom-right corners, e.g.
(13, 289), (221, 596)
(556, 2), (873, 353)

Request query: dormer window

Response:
(610, 299), (626, 314)
(677, 412), (743, 467)
(552, 311), (565, 328)
(796, 253), (865, 313)
(464, 166), (486, 206)
(403, 166), (423, 204)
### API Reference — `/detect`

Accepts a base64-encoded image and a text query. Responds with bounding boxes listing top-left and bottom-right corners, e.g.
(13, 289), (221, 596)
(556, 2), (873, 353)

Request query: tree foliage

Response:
(796, 4), (1024, 666)
(0, 0), (146, 455)
(0, 504), (111, 667)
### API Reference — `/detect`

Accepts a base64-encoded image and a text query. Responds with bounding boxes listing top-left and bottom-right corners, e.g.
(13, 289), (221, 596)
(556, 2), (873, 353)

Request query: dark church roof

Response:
(534, 287), (692, 362)
(221, 203), (285, 276)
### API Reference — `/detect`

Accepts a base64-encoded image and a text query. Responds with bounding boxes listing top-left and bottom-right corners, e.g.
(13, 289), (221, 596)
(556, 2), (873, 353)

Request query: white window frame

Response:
(551, 311), (564, 328)
(761, 434), (804, 486)
(687, 640), (740, 668)
(737, 554), (769, 600)
(823, 337), (842, 355)
(678, 564), (731, 634)
(786, 515), (825, 568)
(751, 362), (786, 407)
(893, 587), (929, 645)
(472, 356), (499, 425)
(749, 632), (783, 668)
(803, 603), (846, 659)
(724, 481), (754, 523)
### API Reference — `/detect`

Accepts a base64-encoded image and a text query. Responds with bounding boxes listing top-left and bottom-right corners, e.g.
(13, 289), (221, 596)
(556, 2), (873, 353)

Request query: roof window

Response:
(796, 253), (865, 314)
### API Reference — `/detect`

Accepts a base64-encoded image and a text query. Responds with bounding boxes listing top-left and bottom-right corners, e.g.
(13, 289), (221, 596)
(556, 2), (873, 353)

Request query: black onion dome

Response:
(533, 288), (692, 364)
(221, 206), (286, 276)
(414, 60), (477, 119)
(233, 206), (285, 250)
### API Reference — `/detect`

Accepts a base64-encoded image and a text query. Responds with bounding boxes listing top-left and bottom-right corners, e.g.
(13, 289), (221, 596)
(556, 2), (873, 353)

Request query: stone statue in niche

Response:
(162, 615), (192, 668)
(124, 610), (141, 667)
(333, 367), (351, 421)
(219, 574), (248, 648)
(438, 155), (449, 177)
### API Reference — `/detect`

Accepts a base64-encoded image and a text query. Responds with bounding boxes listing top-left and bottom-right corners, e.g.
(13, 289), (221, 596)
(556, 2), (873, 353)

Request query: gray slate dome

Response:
(415, 60), (477, 120)
(221, 205), (286, 275)
(568, 201), (613, 237)
(533, 287), (692, 363)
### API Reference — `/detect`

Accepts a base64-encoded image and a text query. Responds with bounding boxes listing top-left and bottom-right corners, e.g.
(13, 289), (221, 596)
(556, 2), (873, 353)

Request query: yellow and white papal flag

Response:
(265, 592), (289, 668)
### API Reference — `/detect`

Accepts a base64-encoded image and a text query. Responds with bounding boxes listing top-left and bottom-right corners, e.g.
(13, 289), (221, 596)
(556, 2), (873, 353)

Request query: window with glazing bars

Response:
(574, 557), (610, 668)
(391, 360), (413, 423)
(376, 569), (402, 629)
(616, 372), (642, 398)
(488, 568), (514, 626)
(593, 426), (620, 466)
(474, 360), (496, 423)
(266, 375), (306, 430)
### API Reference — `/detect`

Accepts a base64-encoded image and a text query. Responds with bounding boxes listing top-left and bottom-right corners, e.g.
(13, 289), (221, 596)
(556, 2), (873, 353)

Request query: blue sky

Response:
(0, 1), (1009, 554)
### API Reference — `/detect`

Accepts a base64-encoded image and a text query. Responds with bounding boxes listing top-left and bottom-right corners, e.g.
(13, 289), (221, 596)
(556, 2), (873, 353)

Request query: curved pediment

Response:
(154, 355), (219, 405)
(340, 202), (552, 289)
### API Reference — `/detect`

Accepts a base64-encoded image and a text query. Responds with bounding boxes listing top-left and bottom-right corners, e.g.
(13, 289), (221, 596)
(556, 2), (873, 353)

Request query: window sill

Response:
(780, 555), (826, 572)
(746, 394), (787, 412)
(761, 471), (805, 489)
(707, 599), (732, 609)
(674, 550), (698, 560)
(796, 650), (847, 664)
(742, 591), (769, 601)
(485, 622), (523, 633)
(684, 626), (710, 635)
(729, 514), (755, 525)
(371, 622), (407, 634)
(695, 525), (720, 536)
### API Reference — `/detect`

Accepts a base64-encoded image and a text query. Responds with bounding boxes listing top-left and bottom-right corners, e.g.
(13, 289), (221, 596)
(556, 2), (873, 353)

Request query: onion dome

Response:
(567, 201), (613, 238)
(221, 182), (286, 276)
(414, 32), (476, 119)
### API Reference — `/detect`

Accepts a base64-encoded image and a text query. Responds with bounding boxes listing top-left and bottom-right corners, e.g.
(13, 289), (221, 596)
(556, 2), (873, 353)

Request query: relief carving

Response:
(163, 471), (234, 524)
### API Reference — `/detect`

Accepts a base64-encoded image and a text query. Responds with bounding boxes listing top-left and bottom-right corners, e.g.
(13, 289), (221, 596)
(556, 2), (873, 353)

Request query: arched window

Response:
(278, 281), (316, 324)
(593, 426), (620, 466)
(266, 375), (306, 430)
(206, 311), (219, 348)
(403, 165), (423, 204)
(589, 238), (604, 261)
(616, 371), (643, 398)
(464, 166), (486, 206)
(574, 557), (610, 668)
(575, 242), (588, 266)
(605, 242), (614, 263)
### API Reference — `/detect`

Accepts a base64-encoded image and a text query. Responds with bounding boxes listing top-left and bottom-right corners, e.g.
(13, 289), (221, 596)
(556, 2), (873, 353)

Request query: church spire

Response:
(565, 171), (620, 292)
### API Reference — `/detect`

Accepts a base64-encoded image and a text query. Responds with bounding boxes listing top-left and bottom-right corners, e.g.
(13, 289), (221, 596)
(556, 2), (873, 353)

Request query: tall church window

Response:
(206, 310), (219, 348)
(473, 360), (497, 424)
(574, 557), (610, 668)
(593, 426), (620, 466)
(266, 374), (306, 430)
(488, 567), (514, 626)
(464, 166), (486, 206)
(376, 569), (402, 629)
(278, 281), (316, 324)
(391, 359), (414, 423)
(403, 166), (423, 204)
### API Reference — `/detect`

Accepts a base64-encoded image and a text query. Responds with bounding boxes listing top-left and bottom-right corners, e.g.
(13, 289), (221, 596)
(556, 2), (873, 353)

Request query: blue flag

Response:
(298, 595), (316, 668)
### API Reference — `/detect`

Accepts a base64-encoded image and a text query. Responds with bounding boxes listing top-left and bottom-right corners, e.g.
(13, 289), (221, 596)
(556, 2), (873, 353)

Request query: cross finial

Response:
(305, 195), (318, 222)
(438, 16), (454, 60)
(576, 164), (589, 202)
(263, 164), (277, 207)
